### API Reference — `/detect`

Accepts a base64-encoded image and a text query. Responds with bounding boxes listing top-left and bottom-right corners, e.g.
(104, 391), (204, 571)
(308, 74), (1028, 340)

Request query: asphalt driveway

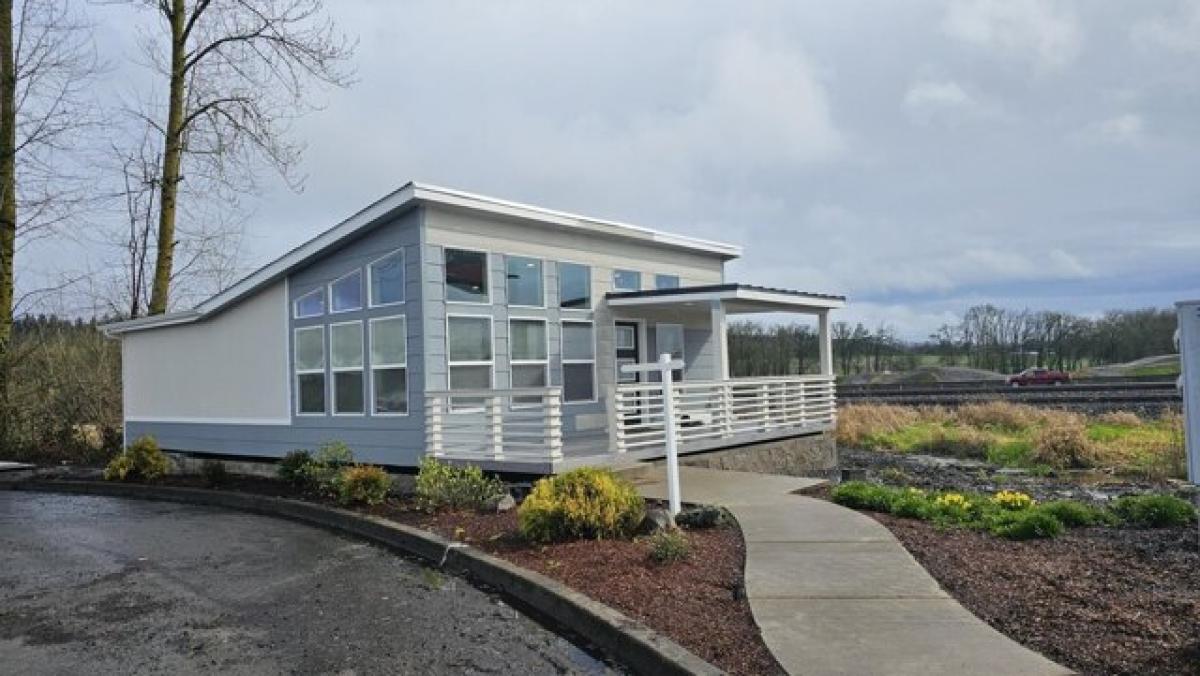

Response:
(0, 491), (619, 675)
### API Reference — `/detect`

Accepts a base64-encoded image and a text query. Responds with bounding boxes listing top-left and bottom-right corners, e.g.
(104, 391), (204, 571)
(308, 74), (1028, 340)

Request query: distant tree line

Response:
(728, 305), (1179, 377)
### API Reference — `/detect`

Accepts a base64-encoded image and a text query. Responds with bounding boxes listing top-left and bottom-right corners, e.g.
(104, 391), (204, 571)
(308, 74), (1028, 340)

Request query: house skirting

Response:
(661, 430), (838, 480)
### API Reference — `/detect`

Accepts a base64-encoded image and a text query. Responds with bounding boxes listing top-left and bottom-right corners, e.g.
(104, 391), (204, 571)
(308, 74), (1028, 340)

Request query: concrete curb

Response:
(6, 480), (722, 676)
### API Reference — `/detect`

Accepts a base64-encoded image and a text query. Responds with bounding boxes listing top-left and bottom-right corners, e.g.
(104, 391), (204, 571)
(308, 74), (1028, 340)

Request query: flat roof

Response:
(606, 283), (847, 313)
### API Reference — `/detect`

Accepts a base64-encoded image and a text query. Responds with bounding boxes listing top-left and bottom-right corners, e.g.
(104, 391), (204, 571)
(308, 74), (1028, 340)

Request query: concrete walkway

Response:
(634, 466), (1072, 676)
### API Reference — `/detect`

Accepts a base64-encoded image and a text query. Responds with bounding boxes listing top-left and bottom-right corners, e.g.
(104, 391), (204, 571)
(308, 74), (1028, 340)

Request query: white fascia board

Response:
(606, 288), (846, 312)
(732, 288), (846, 310)
(102, 309), (203, 336)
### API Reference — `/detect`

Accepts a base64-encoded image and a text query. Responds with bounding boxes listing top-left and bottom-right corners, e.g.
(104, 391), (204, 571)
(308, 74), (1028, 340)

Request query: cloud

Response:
(902, 79), (995, 125)
(1132, 0), (1200, 54)
(942, 0), (1083, 72)
(1072, 113), (1147, 147)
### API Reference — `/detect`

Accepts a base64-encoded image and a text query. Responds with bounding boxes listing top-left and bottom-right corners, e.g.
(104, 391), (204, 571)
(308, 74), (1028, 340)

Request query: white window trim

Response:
(654, 273), (681, 290)
(368, 314), (409, 417)
(509, 316), (550, 408)
(328, 268), (365, 315)
(367, 248), (406, 309)
(293, 288), (325, 319)
(444, 246), (492, 306)
(294, 325), (327, 416)
(505, 254), (546, 309)
(612, 269), (642, 293)
(330, 320), (365, 416)
(556, 260), (593, 313)
(446, 313), (496, 412)
(560, 318), (597, 405)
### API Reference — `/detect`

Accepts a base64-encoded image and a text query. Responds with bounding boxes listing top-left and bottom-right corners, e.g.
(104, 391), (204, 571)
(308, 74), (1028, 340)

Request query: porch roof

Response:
(605, 283), (846, 314)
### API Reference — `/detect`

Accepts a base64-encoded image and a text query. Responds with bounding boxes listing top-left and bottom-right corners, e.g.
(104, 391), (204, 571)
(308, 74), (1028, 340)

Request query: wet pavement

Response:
(0, 491), (620, 675)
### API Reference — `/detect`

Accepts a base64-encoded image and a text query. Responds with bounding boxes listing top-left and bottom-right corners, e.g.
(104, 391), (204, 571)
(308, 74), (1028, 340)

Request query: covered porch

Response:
(425, 284), (845, 473)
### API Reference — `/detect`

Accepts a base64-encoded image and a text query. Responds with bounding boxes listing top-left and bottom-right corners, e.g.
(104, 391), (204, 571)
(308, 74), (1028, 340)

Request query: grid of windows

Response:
(294, 326), (326, 414)
(369, 250), (405, 307)
(558, 262), (591, 309)
(370, 316), (408, 414)
(445, 248), (489, 303)
(561, 320), (596, 402)
(506, 256), (544, 307)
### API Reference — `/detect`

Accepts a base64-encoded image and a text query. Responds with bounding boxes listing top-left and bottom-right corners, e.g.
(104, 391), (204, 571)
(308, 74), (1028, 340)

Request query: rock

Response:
(494, 493), (517, 513)
(638, 507), (675, 535)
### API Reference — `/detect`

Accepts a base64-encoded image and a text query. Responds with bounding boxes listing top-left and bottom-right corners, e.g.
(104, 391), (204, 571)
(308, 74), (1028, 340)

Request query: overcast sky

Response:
(38, 0), (1200, 338)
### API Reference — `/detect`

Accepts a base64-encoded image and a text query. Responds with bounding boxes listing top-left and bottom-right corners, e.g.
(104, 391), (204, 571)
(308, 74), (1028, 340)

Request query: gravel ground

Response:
(0, 492), (620, 675)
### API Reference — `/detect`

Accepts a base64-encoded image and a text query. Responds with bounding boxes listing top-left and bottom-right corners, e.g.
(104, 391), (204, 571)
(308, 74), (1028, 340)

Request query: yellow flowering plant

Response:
(992, 490), (1035, 511)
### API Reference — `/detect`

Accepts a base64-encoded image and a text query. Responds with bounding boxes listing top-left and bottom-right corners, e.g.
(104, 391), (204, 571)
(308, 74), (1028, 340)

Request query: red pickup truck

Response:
(1006, 368), (1071, 387)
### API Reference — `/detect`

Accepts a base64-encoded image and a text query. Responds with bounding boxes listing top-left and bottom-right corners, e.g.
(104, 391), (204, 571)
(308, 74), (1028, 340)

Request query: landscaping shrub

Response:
(278, 450), (313, 485)
(930, 492), (976, 524)
(988, 509), (1064, 540)
(200, 460), (229, 487)
(830, 481), (899, 512)
(304, 442), (355, 491)
(648, 529), (691, 563)
(518, 467), (645, 543)
(1112, 494), (1197, 528)
(103, 436), (170, 482)
(333, 465), (392, 506)
(890, 488), (932, 519)
(675, 504), (732, 529)
(991, 490), (1035, 511)
(414, 457), (505, 510)
(1038, 500), (1111, 527)
(1030, 419), (1097, 469)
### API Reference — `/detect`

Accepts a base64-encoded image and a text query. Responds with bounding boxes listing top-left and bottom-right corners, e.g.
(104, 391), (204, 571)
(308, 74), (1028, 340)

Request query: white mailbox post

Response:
(1177, 300), (1200, 487)
(621, 353), (686, 515)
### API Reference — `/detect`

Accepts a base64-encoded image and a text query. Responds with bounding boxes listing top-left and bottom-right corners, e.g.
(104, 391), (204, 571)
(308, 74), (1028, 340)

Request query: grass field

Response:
(837, 402), (1185, 480)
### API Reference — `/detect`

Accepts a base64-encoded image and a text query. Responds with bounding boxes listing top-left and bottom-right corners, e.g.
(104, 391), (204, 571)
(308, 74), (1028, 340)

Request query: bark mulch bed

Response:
(77, 474), (782, 676)
(868, 510), (1200, 676)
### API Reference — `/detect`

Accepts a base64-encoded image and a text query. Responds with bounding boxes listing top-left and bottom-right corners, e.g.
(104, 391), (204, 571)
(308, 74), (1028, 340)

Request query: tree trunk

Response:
(0, 0), (16, 441)
(148, 0), (188, 316)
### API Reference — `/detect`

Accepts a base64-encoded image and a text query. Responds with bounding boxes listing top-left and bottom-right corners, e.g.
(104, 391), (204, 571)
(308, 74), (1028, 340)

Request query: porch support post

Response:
(711, 299), (729, 380)
(818, 310), (834, 377)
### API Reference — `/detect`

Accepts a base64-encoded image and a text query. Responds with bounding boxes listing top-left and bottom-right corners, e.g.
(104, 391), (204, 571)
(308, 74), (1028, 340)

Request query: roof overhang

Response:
(606, 284), (846, 314)
(104, 181), (742, 336)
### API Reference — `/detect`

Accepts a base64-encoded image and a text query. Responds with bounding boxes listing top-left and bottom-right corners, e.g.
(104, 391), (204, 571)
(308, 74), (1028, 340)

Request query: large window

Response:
(370, 316), (407, 415)
(561, 320), (595, 403)
(506, 255), (544, 307)
(445, 248), (489, 303)
(558, 262), (591, 309)
(330, 270), (363, 313)
(612, 269), (641, 292)
(510, 318), (548, 405)
(369, 250), (405, 307)
(654, 274), (680, 290)
(294, 326), (326, 414)
(330, 321), (364, 415)
(294, 289), (325, 318)
(447, 316), (493, 408)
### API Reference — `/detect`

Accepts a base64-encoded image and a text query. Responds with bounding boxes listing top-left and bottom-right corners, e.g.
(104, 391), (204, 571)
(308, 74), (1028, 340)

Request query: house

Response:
(104, 183), (846, 474)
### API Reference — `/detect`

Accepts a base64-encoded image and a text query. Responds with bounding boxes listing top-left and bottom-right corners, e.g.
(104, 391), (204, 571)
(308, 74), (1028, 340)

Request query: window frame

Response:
(505, 254), (546, 308)
(654, 273), (681, 290)
(509, 316), (550, 408)
(367, 248), (406, 309)
(612, 269), (642, 293)
(368, 314), (409, 417)
(329, 320), (365, 417)
(443, 246), (492, 306)
(293, 325), (327, 416)
(556, 260), (593, 312)
(293, 288), (325, 319)
(560, 319), (597, 405)
(445, 313), (495, 412)
(328, 268), (365, 315)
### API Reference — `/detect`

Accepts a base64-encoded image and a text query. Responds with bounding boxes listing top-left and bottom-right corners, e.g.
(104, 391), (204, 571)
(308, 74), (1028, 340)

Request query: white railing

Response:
(425, 387), (563, 461)
(612, 375), (836, 454)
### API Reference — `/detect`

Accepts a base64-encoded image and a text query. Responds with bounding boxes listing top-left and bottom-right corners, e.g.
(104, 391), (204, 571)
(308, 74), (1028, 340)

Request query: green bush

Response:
(333, 465), (392, 506)
(200, 460), (229, 487)
(675, 505), (732, 529)
(1038, 500), (1111, 527)
(988, 509), (1064, 540)
(890, 489), (932, 519)
(831, 481), (899, 512)
(414, 457), (505, 510)
(278, 450), (313, 485)
(103, 436), (169, 482)
(648, 529), (691, 563)
(518, 467), (645, 543)
(1112, 494), (1196, 528)
(304, 442), (354, 492)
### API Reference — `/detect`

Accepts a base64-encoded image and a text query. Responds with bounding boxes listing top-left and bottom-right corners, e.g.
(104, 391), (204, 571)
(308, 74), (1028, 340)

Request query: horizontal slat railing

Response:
(425, 387), (563, 462)
(613, 376), (836, 454)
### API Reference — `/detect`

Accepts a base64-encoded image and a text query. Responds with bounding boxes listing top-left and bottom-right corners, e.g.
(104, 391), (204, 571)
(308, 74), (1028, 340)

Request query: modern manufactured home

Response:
(105, 183), (845, 474)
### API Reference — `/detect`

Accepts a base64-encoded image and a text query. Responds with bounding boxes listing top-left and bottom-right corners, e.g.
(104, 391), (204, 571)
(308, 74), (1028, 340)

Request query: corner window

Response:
(510, 318), (548, 405)
(506, 255), (544, 307)
(654, 274), (680, 290)
(369, 250), (405, 307)
(612, 269), (641, 292)
(447, 315), (493, 408)
(294, 289), (325, 318)
(561, 320), (595, 403)
(294, 326), (326, 414)
(558, 262), (591, 309)
(445, 248), (489, 303)
(370, 316), (408, 415)
(330, 321), (364, 415)
(330, 270), (363, 313)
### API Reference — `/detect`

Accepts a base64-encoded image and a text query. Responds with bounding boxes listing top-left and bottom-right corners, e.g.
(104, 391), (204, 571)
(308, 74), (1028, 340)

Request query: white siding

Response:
(123, 281), (289, 423)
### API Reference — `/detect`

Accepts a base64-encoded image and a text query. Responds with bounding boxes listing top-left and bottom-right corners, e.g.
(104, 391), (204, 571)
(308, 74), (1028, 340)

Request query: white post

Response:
(487, 394), (504, 460)
(1176, 302), (1199, 540)
(818, 310), (834, 377)
(711, 299), (729, 380)
(426, 395), (444, 457)
(659, 352), (682, 516)
(544, 388), (564, 461)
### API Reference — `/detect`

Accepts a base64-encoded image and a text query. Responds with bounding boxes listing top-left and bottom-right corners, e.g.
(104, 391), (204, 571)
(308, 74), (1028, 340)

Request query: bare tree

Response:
(120, 0), (354, 315)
